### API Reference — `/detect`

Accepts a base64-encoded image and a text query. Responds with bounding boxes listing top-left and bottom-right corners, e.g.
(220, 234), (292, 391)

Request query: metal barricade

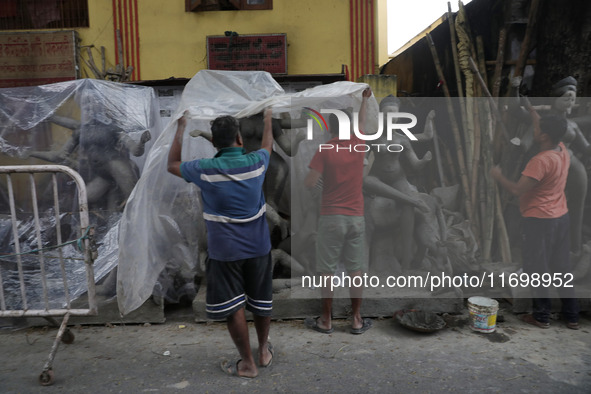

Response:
(0, 165), (97, 386)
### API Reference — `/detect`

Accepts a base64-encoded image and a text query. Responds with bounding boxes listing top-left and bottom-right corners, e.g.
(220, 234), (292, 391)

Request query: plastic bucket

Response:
(467, 296), (499, 333)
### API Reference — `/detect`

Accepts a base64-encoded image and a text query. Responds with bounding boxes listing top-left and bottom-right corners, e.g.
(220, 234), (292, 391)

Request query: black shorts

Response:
(205, 252), (273, 320)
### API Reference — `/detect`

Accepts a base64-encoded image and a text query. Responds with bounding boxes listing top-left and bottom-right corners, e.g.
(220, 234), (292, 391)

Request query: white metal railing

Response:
(0, 164), (97, 385)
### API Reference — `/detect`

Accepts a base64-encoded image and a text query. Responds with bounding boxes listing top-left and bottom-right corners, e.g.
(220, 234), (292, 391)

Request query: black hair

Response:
(539, 114), (568, 144)
(211, 115), (240, 148)
(379, 94), (401, 112)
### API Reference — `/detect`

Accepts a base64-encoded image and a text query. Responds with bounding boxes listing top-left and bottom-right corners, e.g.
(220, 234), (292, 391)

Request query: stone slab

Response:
(192, 281), (464, 322)
(0, 296), (165, 329)
(70, 296), (166, 325)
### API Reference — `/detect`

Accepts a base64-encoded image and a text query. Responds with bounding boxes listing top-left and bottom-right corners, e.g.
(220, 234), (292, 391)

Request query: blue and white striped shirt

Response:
(180, 147), (271, 261)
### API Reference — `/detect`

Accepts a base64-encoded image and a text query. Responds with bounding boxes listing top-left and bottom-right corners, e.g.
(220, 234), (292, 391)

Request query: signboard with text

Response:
(0, 31), (79, 88)
(207, 33), (287, 74)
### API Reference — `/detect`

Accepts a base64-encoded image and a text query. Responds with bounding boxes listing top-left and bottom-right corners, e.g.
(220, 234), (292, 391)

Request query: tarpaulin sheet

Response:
(117, 70), (373, 315)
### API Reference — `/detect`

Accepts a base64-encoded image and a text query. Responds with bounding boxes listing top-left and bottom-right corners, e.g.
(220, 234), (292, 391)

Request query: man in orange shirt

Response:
(491, 113), (580, 330)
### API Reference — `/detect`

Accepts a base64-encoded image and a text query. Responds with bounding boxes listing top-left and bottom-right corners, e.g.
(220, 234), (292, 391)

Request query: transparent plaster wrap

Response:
(117, 70), (373, 315)
(0, 79), (160, 309)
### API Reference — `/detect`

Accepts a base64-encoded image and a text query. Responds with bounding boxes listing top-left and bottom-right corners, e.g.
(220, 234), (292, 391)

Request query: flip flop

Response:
(350, 318), (372, 335)
(304, 317), (334, 334)
(220, 359), (256, 380)
(260, 342), (274, 368)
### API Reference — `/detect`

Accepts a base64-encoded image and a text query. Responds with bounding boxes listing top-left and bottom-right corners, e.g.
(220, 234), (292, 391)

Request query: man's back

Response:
(180, 147), (271, 261)
(520, 141), (570, 218)
(184, 148), (268, 217)
(309, 136), (365, 216)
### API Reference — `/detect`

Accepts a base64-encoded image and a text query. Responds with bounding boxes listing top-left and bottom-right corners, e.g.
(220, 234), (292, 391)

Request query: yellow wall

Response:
(77, 0), (354, 80)
(75, 1), (115, 79)
(6, 0), (389, 82)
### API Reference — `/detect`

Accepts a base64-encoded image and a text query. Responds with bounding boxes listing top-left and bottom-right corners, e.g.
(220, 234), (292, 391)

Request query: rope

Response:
(0, 227), (92, 259)
(455, 4), (475, 178)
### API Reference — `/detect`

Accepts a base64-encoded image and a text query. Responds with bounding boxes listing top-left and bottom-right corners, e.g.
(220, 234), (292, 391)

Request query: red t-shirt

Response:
(308, 134), (365, 216)
(520, 142), (570, 218)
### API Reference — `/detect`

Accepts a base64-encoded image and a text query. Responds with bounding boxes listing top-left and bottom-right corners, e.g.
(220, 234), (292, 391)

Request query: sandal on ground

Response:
(220, 359), (256, 380)
(304, 317), (334, 334)
(260, 342), (274, 368)
(350, 318), (373, 335)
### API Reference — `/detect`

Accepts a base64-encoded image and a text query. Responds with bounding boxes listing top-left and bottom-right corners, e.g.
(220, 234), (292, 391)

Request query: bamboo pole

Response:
(474, 36), (488, 243)
(485, 59), (535, 66)
(490, 0), (508, 100)
(85, 47), (103, 79)
(441, 139), (458, 187)
(458, 1), (477, 59)
(432, 122), (445, 187)
(476, 89), (508, 263)
(447, 2), (463, 97)
(471, 101), (482, 242)
(479, 99), (496, 263)
(447, 1), (472, 202)
(468, 57), (512, 142)
(470, 100), (482, 212)
(470, 39), (487, 209)
(491, 27), (507, 107)
(447, 2), (468, 128)
(468, 57), (512, 263)
(101, 46), (106, 76)
(81, 55), (101, 79)
(495, 188), (512, 262)
(426, 32), (473, 223)
(455, 3), (474, 180)
(513, 0), (540, 80)
(478, 166), (488, 256)
(476, 36), (488, 88)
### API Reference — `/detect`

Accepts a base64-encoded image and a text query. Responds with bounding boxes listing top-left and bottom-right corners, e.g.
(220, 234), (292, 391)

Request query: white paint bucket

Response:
(467, 296), (499, 333)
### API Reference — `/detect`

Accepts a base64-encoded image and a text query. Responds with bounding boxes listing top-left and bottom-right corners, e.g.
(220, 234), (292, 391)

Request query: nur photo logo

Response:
(305, 106), (419, 153)
(303, 107), (328, 134)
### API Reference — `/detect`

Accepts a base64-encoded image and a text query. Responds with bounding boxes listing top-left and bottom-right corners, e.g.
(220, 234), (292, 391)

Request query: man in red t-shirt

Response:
(491, 113), (580, 330)
(303, 87), (372, 335)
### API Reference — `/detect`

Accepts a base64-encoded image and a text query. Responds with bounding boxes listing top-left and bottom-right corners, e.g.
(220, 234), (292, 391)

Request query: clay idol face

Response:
(554, 90), (576, 115)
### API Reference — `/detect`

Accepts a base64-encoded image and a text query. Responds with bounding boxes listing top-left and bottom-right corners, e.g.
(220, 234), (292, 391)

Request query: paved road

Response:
(1, 304), (590, 393)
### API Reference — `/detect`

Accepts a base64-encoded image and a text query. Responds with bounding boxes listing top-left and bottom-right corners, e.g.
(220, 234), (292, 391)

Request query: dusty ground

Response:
(1, 303), (590, 393)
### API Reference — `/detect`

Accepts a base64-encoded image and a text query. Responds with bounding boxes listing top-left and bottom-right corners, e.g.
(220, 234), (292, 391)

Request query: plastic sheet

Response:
(0, 79), (157, 159)
(0, 79), (160, 310)
(117, 70), (373, 315)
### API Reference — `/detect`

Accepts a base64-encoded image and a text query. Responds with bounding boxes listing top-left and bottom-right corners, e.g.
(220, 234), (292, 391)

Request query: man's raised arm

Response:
(261, 108), (274, 154)
(167, 113), (186, 178)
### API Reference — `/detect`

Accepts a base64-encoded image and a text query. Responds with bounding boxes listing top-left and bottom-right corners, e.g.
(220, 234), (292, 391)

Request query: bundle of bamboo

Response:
(425, 0), (541, 264)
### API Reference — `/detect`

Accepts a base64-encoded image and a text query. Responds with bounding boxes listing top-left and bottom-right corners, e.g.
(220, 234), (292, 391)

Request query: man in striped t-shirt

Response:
(168, 109), (274, 379)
